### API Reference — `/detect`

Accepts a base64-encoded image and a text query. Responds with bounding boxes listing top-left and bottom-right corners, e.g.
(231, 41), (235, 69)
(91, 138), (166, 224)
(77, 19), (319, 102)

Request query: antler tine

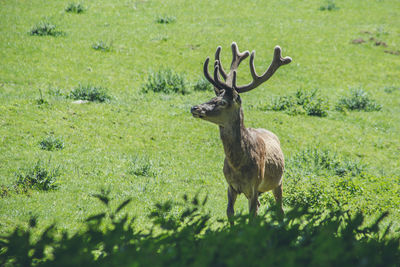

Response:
(213, 63), (231, 92)
(236, 46), (292, 94)
(203, 57), (221, 95)
(230, 42), (250, 71)
(215, 46), (227, 81)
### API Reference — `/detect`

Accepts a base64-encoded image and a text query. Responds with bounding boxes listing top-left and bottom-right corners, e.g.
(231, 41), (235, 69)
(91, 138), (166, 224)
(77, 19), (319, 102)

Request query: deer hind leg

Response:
(227, 185), (237, 226)
(272, 183), (284, 219)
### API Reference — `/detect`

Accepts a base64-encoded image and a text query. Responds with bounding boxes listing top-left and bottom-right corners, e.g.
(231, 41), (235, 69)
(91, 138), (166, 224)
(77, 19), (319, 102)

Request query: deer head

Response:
(191, 42), (292, 126)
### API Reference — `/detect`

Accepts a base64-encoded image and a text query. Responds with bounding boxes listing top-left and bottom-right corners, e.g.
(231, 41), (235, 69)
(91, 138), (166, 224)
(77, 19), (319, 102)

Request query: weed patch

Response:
(128, 155), (157, 177)
(29, 20), (64, 37)
(14, 160), (60, 192)
(92, 41), (112, 52)
(65, 2), (86, 13)
(383, 86), (400, 94)
(69, 84), (111, 102)
(142, 68), (188, 94)
(193, 77), (213, 92)
(39, 135), (64, 151)
(265, 88), (329, 117)
(336, 88), (382, 112)
(155, 15), (176, 24)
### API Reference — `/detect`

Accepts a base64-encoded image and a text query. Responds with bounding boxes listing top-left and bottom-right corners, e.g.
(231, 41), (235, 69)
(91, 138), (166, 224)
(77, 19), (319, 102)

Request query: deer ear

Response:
(235, 94), (242, 104)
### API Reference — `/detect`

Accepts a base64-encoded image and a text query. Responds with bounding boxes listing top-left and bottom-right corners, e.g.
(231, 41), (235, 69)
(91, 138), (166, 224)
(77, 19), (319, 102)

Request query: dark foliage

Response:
(14, 160), (60, 192)
(65, 3), (86, 14)
(39, 135), (64, 151)
(29, 20), (64, 37)
(1, 193), (399, 266)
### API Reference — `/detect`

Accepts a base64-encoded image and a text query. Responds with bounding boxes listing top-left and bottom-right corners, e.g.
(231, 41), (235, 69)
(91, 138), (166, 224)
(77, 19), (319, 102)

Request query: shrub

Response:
(128, 155), (156, 177)
(319, 0), (339, 11)
(69, 84), (111, 102)
(14, 160), (60, 192)
(92, 41), (112, 52)
(336, 88), (382, 112)
(155, 15), (176, 24)
(65, 2), (86, 13)
(267, 88), (329, 117)
(39, 135), (64, 151)
(193, 77), (213, 91)
(142, 68), (188, 94)
(0, 195), (399, 266)
(29, 20), (64, 36)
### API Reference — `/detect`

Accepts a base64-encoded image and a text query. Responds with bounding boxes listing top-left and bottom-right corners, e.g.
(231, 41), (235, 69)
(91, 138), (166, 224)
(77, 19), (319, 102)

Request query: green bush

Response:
(69, 84), (111, 102)
(193, 77), (213, 91)
(142, 68), (188, 94)
(39, 135), (64, 151)
(267, 88), (329, 117)
(65, 2), (86, 13)
(0, 194), (399, 266)
(29, 20), (64, 37)
(14, 160), (60, 192)
(336, 88), (382, 112)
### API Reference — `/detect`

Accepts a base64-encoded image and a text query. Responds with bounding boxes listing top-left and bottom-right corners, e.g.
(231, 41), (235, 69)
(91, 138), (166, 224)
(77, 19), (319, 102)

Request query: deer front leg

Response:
(273, 183), (284, 220)
(248, 188), (260, 217)
(227, 185), (237, 226)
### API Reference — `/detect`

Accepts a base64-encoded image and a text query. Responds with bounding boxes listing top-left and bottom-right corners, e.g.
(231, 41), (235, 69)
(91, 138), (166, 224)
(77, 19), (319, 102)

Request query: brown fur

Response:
(191, 42), (291, 223)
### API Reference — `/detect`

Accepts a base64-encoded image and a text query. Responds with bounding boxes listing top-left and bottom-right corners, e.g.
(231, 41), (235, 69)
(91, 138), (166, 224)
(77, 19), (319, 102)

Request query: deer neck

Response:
(219, 107), (249, 168)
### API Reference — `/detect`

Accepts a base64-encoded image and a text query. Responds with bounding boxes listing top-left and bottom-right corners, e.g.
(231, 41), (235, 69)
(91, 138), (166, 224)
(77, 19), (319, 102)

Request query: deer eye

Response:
(220, 100), (228, 106)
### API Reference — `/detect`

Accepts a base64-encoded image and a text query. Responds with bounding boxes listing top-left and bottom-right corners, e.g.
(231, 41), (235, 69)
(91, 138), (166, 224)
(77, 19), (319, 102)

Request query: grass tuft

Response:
(39, 135), (64, 151)
(69, 84), (111, 102)
(155, 15), (176, 24)
(336, 88), (382, 112)
(65, 2), (86, 13)
(14, 160), (60, 192)
(92, 41), (112, 52)
(142, 68), (188, 94)
(266, 88), (329, 117)
(29, 20), (64, 36)
(319, 0), (339, 11)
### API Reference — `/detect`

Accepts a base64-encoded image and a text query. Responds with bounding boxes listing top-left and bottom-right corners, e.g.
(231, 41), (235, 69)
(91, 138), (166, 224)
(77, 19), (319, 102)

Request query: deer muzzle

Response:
(190, 105), (205, 118)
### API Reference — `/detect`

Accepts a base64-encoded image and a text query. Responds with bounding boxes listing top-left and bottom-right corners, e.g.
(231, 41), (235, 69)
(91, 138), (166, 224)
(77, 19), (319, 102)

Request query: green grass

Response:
(0, 0), (399, 240)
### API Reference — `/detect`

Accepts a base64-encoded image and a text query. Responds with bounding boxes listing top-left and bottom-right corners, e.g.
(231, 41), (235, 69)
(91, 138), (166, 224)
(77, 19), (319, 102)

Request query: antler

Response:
(203, 42), (250, 94)
(236, 46), (292, 93)
(203, 43), (291, 95)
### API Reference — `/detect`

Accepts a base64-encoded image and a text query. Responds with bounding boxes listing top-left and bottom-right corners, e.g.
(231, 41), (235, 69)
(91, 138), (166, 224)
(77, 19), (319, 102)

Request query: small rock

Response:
(72, 100), (89, 104)
(375, 41), (387, 47)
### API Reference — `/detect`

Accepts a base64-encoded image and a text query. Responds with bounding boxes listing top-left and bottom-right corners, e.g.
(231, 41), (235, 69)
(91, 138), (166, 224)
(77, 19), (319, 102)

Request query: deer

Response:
(190, 42), (291, 224)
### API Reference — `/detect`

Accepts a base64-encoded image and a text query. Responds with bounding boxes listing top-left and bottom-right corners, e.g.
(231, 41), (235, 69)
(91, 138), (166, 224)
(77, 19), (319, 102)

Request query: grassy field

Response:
(0, 0), (399, 236)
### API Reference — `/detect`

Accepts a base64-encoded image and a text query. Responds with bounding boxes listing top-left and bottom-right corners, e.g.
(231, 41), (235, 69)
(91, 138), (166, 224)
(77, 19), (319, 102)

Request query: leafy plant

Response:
(14, 160), (60, 192)
(267, 88), (329, 117)
(92, 41), (112, 52)
(39, 135), (64, 151)
(319, 0), (339, 11)
(0, 195), (399, 266)
(155, 15), (176, 24)
(336, 88), (382, 112)
(65, 2), (86, 13)
(142, 68), (188, 94)
(128, 155), (156, 177)
(69, 84), (111, 102)
(193, 77), (213, 91)
(29, 20), (64, 36)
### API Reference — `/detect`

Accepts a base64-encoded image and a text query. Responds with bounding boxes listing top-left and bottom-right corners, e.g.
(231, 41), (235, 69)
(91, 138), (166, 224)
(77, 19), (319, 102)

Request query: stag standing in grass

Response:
(191, 42), (291, 224)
